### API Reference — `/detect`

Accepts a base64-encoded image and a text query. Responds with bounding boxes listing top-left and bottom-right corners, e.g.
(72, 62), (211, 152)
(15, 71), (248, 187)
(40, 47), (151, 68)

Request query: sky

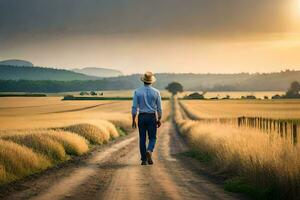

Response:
(1, 0), (300, 74)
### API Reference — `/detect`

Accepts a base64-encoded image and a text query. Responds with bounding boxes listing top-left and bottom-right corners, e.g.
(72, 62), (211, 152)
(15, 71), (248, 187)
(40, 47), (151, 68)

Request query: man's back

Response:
(132, 85), (162, 115)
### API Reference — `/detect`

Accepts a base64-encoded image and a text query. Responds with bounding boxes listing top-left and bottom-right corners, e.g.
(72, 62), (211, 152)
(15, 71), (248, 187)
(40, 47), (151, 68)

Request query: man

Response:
(132, 71), (163, 165)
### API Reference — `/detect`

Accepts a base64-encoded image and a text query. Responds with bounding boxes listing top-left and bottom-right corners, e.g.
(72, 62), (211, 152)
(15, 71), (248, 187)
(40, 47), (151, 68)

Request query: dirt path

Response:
(1, 122), (244, 200)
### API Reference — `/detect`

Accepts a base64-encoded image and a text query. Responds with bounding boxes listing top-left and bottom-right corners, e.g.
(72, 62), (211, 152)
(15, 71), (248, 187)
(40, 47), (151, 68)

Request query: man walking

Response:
(132, 71), (163, 165)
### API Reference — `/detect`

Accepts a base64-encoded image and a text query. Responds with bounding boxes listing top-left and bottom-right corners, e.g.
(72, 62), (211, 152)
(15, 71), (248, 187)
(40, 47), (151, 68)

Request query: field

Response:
(0, 96), (169, 185)
(0, 97), (130, 184)
(174, 98), (300, 199)
(1, 94), (300, 199)
(0, 97), (132, 130)
(180, 99), (300, 119)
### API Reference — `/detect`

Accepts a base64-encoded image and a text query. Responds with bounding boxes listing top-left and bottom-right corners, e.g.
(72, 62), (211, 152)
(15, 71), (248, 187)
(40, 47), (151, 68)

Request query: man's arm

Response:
(131, 91), (138, 129)
(156, 92), (163, 128)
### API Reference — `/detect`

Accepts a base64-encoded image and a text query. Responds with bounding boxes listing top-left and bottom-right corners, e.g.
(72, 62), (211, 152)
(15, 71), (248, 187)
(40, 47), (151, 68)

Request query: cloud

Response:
(0, 0), (291, 41)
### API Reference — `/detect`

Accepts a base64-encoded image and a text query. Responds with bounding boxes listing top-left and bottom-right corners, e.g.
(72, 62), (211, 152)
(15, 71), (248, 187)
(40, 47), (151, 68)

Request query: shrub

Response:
(90, 91), (97, 96)
(183, 92), (205, 99)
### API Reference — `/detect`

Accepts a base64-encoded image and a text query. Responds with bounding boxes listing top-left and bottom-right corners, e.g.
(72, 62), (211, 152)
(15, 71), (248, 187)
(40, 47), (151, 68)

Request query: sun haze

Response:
(0, 0), (300, 74)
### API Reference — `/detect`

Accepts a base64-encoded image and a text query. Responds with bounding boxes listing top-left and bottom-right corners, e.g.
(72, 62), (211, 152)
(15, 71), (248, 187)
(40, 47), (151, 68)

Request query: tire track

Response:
(43, 102), (117, 114)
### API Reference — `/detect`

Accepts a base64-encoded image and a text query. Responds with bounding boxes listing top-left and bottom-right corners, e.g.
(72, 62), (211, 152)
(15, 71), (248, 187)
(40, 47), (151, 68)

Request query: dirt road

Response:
(1, 122), (244, 200)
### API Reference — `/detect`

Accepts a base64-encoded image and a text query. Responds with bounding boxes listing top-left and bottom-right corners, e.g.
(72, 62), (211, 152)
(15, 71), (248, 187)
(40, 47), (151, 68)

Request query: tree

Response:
(285, 81), (300, 98)
(165, 82), (183, 96)
(290, 81), (300, 93)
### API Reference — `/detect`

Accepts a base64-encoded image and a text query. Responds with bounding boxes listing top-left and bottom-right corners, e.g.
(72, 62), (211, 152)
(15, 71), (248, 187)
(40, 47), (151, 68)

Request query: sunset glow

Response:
(290, 0), (300, 23)
(0, 0), (300, 74)
(297, 0), (300, 13)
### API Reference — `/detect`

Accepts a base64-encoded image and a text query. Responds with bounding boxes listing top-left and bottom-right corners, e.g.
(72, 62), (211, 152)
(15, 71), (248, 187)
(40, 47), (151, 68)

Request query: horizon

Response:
(1, 59), (299, 76)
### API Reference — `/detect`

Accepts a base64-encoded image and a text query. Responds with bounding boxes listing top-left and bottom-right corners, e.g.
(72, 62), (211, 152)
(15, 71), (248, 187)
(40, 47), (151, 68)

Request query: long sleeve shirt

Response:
(131, 85), (162, 116)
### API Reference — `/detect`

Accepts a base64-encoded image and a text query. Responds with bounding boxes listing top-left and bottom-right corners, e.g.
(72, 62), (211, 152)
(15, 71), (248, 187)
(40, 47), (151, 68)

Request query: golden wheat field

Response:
(1, 94), (300, 198)
(0, 96), (169, 185)
(0, 97), (127, 184)
(174, 98), (300, 199)
(181, 99), (300, 119)
(0, 97), (130, 129)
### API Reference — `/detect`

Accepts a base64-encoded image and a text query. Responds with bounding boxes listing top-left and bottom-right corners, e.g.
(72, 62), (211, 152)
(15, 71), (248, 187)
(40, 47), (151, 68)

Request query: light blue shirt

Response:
(132, 85), (162, 115)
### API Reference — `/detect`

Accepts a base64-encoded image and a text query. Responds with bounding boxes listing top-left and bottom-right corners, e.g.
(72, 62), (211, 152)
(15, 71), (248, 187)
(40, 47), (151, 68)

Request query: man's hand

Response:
(132, 114), (137, 129)
(157, 120), (161, 128)
(132, 120), (137, 129)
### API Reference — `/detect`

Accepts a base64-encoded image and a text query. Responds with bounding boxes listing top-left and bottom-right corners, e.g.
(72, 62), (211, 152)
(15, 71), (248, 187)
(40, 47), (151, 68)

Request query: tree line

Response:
(0, 72), (300, 93)
(0, 80), (135, 93)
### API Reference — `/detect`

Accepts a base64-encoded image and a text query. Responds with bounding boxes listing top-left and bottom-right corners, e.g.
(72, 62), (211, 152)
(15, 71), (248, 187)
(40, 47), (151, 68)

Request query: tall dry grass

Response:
(43, 130), (89, 156)
(174, 99), (300, 199)
(0, 118), (132, 185)
(99, 120), (119, 139)
(62, 121), (119, 144)
(2, 133), (66, 162)
(0, 140), (50, 183)
(110, 118), (132, 133)
(0, 165), (10, 184)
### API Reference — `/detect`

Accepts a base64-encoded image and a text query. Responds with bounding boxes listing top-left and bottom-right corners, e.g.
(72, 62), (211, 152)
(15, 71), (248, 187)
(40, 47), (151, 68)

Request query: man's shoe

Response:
(146, 151), (153, 165)
(141, 161), (147, 165)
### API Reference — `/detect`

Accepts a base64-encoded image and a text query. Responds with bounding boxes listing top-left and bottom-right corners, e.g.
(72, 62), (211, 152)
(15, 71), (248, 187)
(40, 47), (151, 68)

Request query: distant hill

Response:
(0, 59), (33, 67)
(0, 59), (299, 91)
(208, 70), (300, 91)
(0, 70), (299, 92)
(0, 65), (99, 81)
(72, 67), (123, 77)
(106, 71), (300, 91)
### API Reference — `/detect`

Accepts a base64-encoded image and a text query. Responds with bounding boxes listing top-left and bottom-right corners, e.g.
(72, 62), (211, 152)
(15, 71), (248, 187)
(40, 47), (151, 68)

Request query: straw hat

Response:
(141, 71), (156, 84)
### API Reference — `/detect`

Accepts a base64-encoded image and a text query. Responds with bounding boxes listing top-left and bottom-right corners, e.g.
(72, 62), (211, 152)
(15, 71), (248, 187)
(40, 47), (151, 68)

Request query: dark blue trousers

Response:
(138, 113), (157, 161)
